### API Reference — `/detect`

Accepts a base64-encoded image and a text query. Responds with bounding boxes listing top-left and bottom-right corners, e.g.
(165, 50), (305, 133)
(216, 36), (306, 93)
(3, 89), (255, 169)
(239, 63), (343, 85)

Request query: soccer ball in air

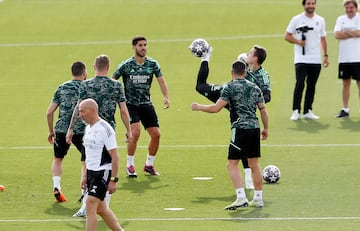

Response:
(189, 38), (210, 58)
(237, 53), (248, 63)
(237, 53), (249, 70)
(262, 165), (281, 183)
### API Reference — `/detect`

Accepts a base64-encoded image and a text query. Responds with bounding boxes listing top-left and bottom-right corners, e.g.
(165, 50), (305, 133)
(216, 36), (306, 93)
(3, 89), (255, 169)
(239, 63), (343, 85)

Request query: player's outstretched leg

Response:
(195, 47), (223, 104)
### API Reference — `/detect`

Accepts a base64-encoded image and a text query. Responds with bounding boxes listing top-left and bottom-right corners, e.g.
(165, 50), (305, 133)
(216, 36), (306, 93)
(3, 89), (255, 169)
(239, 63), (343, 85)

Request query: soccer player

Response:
(192, 60), (269, 210)
(194, 44), (270, 189)
(67, 54), (132, 217)
(334, 0), (360, 118)
(284, 0), (329, 120)
(78, 98), (124, 231)
(112, 35), (170, 177)
(46, 61), (87, 203)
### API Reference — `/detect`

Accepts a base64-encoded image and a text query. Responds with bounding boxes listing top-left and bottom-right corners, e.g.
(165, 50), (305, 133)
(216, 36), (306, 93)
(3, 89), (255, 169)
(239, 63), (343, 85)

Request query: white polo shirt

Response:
(334, 13), (360, 63)
(286, 12), (327, 64)
(83, 119), (118, 171)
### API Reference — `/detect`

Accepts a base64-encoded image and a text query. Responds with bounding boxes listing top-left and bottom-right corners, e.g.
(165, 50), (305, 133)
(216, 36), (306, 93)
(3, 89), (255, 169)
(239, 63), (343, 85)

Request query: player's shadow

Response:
(119, 176), (168, 194)
(338, 117), (360, 131)
(288, 119), (330, 133)
(192, 195), (270, 223)
(226, 202), (271, 221)
(192, 195), (235, 204)
(44, 202), (77, 216)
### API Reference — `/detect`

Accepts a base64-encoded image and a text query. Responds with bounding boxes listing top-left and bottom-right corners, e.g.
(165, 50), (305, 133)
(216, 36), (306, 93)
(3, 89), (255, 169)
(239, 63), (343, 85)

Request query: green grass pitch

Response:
(1, 0), (360, 230)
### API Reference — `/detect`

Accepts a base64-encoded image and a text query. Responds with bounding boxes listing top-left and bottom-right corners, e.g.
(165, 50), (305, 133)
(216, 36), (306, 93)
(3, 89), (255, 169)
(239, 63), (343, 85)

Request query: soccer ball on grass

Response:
(262, 165), (281, 183)
(189, 38), (210, 58)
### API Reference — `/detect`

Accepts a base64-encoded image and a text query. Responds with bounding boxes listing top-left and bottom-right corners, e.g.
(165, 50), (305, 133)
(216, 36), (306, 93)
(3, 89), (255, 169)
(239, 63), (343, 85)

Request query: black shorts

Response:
(228, 128), (260, 160)
(338, 63), (360, 80)
(127, 104), (159, 129)
(54, 133), (85, 161)
(86, 169), (111, 201)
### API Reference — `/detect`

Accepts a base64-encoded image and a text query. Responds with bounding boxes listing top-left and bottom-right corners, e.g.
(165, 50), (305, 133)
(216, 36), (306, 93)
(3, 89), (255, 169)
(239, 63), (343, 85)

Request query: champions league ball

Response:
(189, 38), (210, 58)
(262, 165), (281, 183)
(237, 53), (249, 70)
(237, 53), (248, 63)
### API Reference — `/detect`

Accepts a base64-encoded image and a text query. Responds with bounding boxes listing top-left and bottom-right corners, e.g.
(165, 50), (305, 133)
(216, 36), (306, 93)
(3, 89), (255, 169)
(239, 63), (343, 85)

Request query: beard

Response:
(305, 7), (314, 14)
(136, 50), (146, 58)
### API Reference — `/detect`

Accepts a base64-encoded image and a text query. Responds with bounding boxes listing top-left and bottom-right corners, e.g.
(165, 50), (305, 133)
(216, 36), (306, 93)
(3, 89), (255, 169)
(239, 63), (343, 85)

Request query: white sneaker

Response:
(126, 165), (138, 178)
(249, 199), (264, 208)
(303, 110), (319, 120)
(290, 109), (300, 120)
(224, 198), (249, 210)
(72, 208), (86, 217)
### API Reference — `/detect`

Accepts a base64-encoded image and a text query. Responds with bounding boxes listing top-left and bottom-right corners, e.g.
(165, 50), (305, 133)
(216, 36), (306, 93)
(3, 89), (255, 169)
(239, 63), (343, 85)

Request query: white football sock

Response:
(53, 176), (61, 190)
(244, 168), (252, 177)
(253, 190), (263, 200)
(145, 154), (156, 166)
(105, 191), (111, 207)
(127, 155), (135, 167)
(235, 187), (246, 199)
(80, 190), (87, 211)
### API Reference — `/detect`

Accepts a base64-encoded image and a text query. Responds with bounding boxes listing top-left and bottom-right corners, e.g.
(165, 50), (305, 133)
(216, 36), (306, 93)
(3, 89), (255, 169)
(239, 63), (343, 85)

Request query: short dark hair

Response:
(344, 0), (358, 8)
(302, 0), (316, 5)
(253, 45), (267, 65)
(232, 61), (246, 75)
(94, 54), (110, 72)
(132, 35), (147, 46)
(71, 61), (86, 76)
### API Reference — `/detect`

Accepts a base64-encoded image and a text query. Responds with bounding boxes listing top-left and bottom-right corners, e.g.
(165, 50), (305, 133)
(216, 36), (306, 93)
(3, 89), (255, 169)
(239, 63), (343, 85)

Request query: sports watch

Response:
(110, 176), (119, 182)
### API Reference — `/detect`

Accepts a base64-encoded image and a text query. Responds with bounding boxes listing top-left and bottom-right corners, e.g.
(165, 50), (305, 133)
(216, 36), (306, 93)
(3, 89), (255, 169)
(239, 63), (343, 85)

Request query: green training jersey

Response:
(220, 78), (264, 129)
(52, 79), (85, 134)
(112, 56), (163, 106)
(245, 66), (271, 93)
(79, 76), (126, 129)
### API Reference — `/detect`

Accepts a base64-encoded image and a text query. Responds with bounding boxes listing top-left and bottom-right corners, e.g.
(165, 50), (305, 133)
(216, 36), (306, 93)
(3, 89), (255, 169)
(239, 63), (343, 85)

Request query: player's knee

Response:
(196, 84), (205, 94)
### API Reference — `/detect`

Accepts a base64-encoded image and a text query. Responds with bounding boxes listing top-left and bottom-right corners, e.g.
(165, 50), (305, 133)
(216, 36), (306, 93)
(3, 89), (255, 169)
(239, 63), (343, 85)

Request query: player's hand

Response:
(164, 97), (170, 109)
(66, 129), (73, 144)
(48, 132), (54, 144)
(80, 176), (87, 190)
(125, 130), (132, 143)
(323, 57), (329, 68)
(191, 102), (200, 111)
(261, 129), (268, 140)
(296, 39), (305, 47)
(108, 181), (117, 194)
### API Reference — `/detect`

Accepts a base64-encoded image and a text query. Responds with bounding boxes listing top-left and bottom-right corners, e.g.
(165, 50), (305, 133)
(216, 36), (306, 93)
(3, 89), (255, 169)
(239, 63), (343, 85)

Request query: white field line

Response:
(1, 216), (360, 223)
(0, 143), (360, 150)
(0, 32), (334, 48)
(0, 35), (283, 47)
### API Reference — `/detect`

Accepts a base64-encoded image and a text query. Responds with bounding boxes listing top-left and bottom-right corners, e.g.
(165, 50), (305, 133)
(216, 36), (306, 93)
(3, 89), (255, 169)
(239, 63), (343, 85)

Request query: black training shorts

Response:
(228, 128), (260, 160)
(54, 133), (85, 161)
(338, 62), (360, 80)
(86, 169), (111, 201)
(127, 104), (159, 129)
